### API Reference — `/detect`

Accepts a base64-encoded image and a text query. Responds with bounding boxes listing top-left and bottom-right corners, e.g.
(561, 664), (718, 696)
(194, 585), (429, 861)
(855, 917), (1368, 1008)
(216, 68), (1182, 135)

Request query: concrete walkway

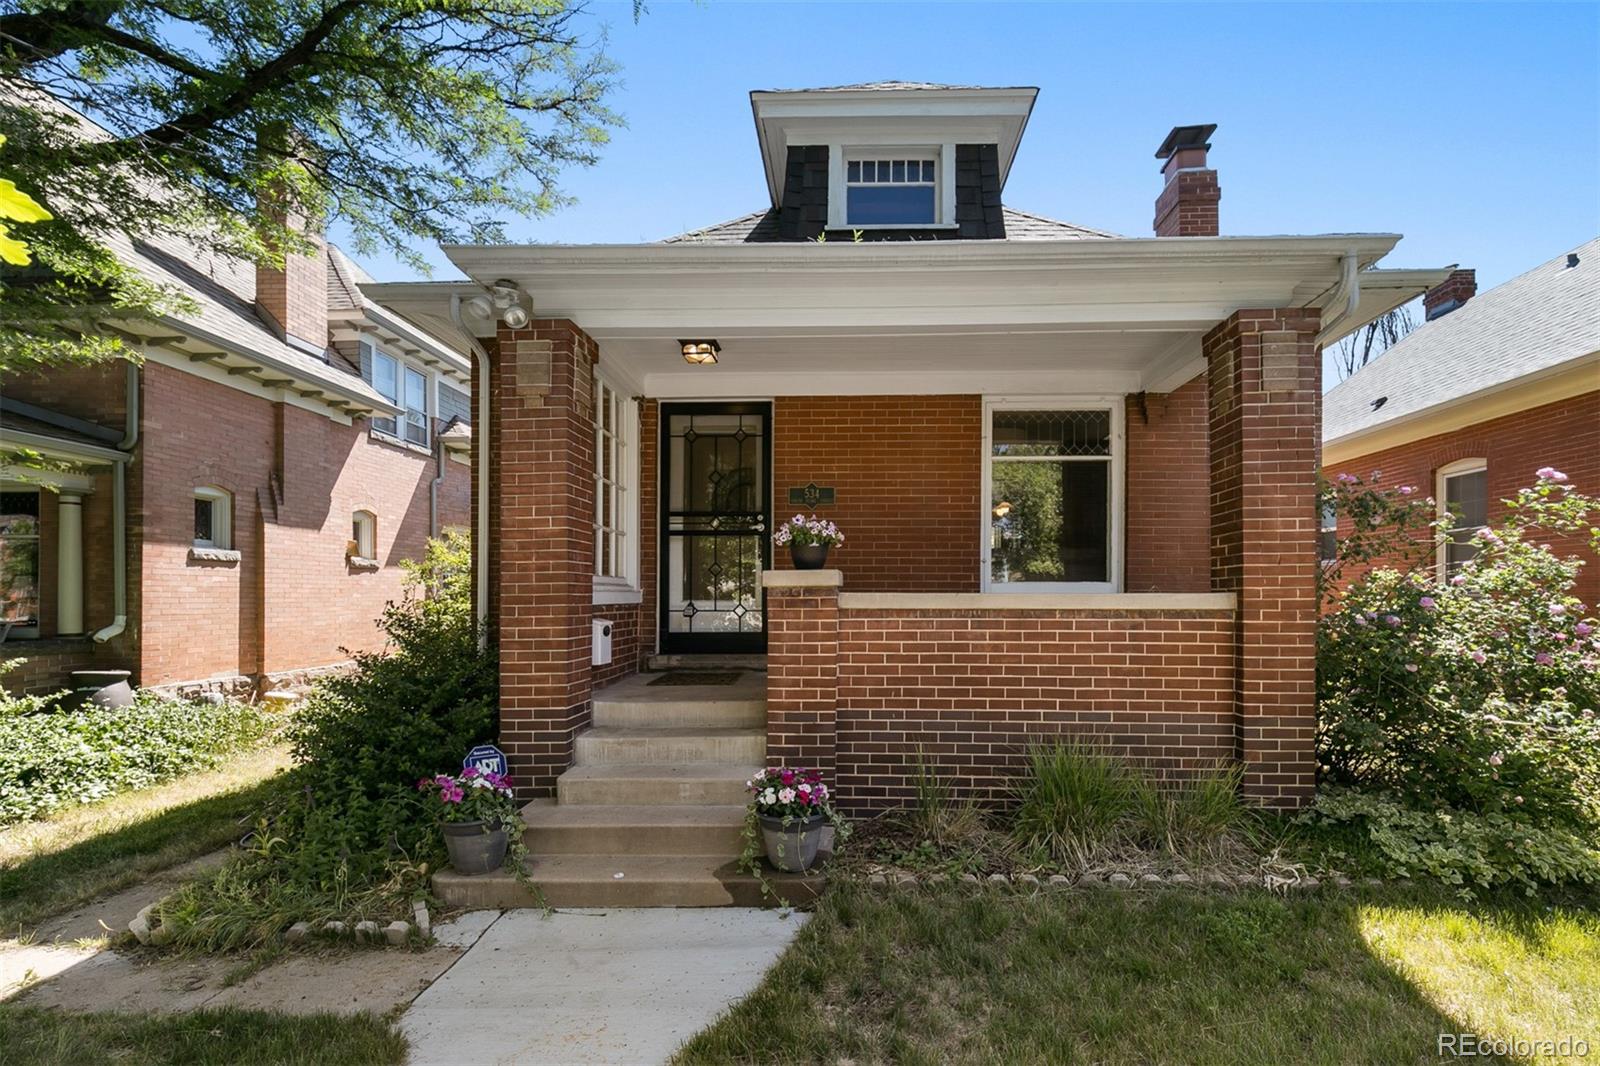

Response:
(402, 908), (807, 1066)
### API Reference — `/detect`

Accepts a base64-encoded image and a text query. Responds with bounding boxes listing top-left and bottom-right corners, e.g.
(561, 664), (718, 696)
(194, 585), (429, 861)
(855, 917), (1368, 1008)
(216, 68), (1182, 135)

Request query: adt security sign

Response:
(463, 744), (508, 778)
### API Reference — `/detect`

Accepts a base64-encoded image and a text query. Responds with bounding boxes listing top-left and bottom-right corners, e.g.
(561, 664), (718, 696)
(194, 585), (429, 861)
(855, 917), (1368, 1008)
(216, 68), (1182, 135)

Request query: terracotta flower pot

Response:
(789, 542), (830, 570)
(442, 819), (508, 876)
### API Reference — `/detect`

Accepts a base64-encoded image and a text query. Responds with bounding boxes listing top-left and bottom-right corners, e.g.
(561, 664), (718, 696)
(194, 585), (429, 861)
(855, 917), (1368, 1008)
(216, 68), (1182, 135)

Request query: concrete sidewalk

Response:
(402, 908), (807, 1066)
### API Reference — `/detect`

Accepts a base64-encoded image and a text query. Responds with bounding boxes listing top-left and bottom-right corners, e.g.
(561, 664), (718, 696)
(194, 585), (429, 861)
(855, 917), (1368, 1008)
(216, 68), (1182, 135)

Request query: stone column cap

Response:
(762, 569), (843, 589)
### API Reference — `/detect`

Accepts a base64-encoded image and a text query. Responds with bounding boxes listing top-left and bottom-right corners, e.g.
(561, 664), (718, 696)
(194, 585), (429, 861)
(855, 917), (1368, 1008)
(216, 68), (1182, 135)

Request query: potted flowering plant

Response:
(417, 767), (518, 876)
(747, 766), (838, 873)
(773, 514), (844, 570)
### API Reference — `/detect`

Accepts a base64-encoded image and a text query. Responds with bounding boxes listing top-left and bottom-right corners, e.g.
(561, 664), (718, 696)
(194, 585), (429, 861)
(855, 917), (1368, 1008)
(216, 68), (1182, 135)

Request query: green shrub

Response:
(0, 690), (277, 825)
(1010, 740), (1144, 867)
(1130, 762), (1249, 857)
(903, 748), (984, 850)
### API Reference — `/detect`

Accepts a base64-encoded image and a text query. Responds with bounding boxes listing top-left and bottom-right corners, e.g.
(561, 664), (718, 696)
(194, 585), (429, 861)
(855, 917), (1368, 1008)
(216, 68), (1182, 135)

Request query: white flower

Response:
(778, 787), (796, 804)
(762, 789), (777, 805)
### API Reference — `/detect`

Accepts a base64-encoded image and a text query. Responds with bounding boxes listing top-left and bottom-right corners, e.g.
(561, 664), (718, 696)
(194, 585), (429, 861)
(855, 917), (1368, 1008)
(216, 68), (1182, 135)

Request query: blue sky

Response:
(336, 1), (1599, 378)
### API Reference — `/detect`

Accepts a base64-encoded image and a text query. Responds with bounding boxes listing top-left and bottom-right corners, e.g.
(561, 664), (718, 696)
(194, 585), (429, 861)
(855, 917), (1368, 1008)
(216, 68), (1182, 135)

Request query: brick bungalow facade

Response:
(369, 82), (1453, 834)
(1, 220), (472, 697)
(1324, 240), (1600, 605)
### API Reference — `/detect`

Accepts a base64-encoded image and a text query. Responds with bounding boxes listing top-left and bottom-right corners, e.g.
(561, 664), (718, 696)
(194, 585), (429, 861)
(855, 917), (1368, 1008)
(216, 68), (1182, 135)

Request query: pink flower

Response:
(1471, 650), (1487, 664)
(1489, 753), (1504, 767)
(1336, 472), (1357, 485)
(1398, 485), (1415, 496)
(1404, 663), (1419, 673)
(1353, 615), (1368, 627)
(1536, 466), (1569, 482)
(1384, 615), (1402, 627)
(1535, 652), (1553, 665)
(777, 787), (796, 804)
(1419, 597), (1436, 610)
(1576, 623), (1594, 638)
(1549, 603), (1567, 617)
(1450, 575), (1467, 586)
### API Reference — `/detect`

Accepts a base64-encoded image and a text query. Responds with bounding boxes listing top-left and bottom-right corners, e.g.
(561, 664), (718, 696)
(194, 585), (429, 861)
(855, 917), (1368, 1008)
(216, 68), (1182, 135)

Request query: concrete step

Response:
(646, 654), (767, 672)
(520, 799), (747, 856)
(574, 726), (765, 767)
(434, 855), (824, 909)
(557, 763), (757, 807)
(592, 670), (766, 729)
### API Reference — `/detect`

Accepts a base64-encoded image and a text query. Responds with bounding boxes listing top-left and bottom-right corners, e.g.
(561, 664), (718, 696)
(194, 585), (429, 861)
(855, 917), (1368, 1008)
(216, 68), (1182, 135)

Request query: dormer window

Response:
(846, 155), (938, 225)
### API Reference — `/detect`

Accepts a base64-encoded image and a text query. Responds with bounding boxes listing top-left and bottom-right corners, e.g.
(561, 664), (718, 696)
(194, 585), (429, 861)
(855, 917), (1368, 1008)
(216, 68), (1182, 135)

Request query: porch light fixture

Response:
(679, 339), (720, 365)
(466, 280), (530, 329)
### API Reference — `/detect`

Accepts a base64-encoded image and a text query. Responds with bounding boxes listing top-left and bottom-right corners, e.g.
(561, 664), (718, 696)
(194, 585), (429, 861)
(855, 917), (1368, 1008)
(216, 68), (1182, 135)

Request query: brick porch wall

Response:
(1125, 378), (1211, 593)
(1325, 390), (1600, 607)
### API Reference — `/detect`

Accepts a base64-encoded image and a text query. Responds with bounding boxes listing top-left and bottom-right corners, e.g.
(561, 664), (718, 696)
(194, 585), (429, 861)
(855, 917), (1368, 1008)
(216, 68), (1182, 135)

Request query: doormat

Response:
(647, 671), (742, 686)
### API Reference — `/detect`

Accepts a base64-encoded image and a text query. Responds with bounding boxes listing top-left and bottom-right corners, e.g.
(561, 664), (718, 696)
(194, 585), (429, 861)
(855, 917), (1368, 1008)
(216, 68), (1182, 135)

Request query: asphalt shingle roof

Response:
(660, 207), (1115, 244)
(1324, 237), (1600, 444)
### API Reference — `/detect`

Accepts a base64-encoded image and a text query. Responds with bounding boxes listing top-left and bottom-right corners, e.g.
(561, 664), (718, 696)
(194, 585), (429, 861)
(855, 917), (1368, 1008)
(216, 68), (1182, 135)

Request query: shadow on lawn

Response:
(0, 773), (293, 938)
(673, 882), (1566, 1066)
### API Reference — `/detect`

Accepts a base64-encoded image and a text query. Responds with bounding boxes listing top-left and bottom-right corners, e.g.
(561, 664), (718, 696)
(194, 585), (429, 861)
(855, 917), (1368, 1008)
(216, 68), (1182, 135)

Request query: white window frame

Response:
(351, 509), (377, 561)
(981, 396), (1124, 594)
(193, 486), (233, 550)
(592, 369), (640, 604)
(368, 343), (432, 448)
(1319, 501), (1339, 565)
(828, 143), (957, 230)
(1436, 458), (1488, 579)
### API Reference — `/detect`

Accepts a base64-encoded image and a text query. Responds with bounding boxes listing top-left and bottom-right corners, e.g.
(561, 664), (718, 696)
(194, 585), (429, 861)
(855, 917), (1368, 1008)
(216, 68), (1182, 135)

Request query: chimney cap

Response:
(1155, 124), (1217, 159)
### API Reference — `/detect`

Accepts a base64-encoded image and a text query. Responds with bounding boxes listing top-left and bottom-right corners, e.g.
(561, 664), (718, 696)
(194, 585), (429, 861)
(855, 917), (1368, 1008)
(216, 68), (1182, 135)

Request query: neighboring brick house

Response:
(1, 218), (473, 697)
(367, 82), (1453, 905)
(1323, 240), (1600, 606)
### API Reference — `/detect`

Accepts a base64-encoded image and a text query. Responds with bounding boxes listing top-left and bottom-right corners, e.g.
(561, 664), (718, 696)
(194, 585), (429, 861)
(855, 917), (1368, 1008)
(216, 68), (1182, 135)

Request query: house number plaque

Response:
(787, 483), (835, 507)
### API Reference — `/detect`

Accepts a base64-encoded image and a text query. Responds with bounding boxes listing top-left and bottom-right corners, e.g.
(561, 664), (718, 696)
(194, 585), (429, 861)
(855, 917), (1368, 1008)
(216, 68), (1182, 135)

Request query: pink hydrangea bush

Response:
(772, 514), (844, 549)
(416, 766), (517, 825)
(1314, 471), (1600, 888)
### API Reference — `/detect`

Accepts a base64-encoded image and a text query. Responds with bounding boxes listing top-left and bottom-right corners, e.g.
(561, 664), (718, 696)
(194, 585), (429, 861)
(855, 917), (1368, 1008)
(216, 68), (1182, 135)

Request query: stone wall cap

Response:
(836, 591), (1235, 611)
(762, 569), (844, 589)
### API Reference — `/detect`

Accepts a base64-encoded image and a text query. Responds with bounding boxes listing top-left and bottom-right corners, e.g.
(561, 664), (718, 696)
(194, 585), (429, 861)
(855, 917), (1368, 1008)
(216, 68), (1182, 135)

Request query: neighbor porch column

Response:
(493, 319), (600, 799)
(762, 569), (842, 782)
(55, 492), (85, 636)
(1203, 308), (1322, 809)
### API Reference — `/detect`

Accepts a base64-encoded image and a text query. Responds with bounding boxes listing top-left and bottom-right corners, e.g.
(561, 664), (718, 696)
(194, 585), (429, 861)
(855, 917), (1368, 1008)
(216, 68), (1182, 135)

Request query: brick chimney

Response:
(255, 129), (328, 353)
(1153, 124), (1220, 237)
(1423, 269), (1476, 320)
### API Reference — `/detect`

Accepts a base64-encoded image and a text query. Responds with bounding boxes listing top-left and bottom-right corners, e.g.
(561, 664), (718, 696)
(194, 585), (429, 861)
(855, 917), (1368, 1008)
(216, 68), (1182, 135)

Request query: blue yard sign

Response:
(463, 744), (508, 778)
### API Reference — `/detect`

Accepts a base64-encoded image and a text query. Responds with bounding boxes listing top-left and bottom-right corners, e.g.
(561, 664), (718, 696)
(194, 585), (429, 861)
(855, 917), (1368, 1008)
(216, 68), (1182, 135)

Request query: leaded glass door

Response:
(659, 403), (770, 653)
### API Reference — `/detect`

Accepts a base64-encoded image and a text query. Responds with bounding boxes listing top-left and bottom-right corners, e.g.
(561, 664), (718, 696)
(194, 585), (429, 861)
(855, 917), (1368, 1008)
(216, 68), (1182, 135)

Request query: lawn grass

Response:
(0, 745), (293, 936)
(0, 1005), (406, 1065)
(676, 881), (1599, 1065)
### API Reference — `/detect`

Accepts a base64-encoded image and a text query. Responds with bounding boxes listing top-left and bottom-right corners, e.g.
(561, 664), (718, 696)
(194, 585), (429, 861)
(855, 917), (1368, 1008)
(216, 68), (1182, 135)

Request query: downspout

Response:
(429, 434), (444, 538)
(1315, 252), (1362, 347)
(449, 294), (491, 648)
(92, 360), (139, 643)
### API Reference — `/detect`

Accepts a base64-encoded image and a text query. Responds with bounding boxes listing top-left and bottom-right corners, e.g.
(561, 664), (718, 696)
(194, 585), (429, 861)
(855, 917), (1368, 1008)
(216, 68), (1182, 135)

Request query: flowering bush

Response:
(748, 766), (834, 822)
(416, 767), (517, 825)
(772, 514), (844, 549)
(1311, 469), (1600, 890)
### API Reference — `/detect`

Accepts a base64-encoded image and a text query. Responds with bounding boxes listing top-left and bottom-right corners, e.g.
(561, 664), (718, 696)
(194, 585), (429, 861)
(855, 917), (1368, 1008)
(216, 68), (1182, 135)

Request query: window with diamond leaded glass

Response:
(593, 372), (638, 592)
(985, 403), (1121, 591)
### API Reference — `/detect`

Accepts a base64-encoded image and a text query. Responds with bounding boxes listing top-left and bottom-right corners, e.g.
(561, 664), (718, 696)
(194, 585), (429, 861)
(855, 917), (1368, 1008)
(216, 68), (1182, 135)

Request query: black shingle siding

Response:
(770, 144), (1007, 242)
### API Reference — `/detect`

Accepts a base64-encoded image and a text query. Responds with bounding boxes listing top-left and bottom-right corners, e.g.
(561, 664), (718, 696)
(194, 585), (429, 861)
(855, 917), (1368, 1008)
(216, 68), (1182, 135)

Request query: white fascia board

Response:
(331, 302), (471, 380)
(0, 428), (130, 465)
(644, 367), (1143, 399)
(1316, 267), (1458, 346)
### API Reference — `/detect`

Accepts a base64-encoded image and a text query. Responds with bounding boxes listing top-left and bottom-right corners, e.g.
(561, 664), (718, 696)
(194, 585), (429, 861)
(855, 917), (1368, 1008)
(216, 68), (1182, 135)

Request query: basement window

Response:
(193, 487), (232, 550)
(983, 399), (1123, 593)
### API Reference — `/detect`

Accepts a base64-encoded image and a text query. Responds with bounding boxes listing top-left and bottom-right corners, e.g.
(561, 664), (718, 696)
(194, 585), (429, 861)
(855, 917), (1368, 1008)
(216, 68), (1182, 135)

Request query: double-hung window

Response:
(0, 489), (41, 637)
(1438, 459), (1488, 578)
(402, 366), (429, 446)
(593, 371), (639, 600)
(369, 349), (400, 437)
(364, 343), (431, 446)
(984, 400), (1122, 592)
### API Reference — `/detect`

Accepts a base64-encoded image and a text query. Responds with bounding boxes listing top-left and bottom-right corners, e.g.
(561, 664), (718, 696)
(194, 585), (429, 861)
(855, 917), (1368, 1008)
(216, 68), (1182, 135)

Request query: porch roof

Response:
(365, 234), (1432, 397)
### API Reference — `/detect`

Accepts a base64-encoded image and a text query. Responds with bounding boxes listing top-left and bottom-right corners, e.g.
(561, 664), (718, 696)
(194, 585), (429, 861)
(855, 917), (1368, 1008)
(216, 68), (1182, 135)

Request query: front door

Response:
(659, 402), (771, 653)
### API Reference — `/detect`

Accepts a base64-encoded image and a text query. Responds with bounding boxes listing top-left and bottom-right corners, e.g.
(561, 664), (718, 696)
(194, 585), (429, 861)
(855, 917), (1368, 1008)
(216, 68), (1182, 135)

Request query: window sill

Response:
(347, 555), (380, 572)
(593, 581), (642, 606)
(188, 547), (241, 565)
(837, 222), (958, 231)
(368, 429), (433, 457)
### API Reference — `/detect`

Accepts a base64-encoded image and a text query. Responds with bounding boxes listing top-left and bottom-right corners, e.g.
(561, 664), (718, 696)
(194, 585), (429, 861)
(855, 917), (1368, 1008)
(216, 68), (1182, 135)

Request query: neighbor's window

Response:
(193, 487), (232, 550)
(1319, 501), (1338, 564)
(403, 366), (429, 447)
(0, 489), (41, 636)
(352, 510), (376, 560)
(369, 348), (399, 437)
(846, 155), (938, 226)
(1438, 458), (1488, 578)
(986, 403), (1120, 592)
(593, 371), (638, 590)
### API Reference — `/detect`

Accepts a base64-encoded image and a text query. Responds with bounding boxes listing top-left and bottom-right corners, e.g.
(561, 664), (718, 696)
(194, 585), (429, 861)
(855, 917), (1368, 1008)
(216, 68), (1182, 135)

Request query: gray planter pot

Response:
(70, 669), (134, 709)
(442, 819), (508, 876)
(789, 542), (830, 570)
(758, 813), (827, 873)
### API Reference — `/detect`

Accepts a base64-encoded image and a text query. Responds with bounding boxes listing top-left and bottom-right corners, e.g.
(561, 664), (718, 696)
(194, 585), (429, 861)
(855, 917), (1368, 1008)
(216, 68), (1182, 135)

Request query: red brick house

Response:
(1323, 240), (1600, 605)
(1, 222), (472, 698)
(369, 83), (1453, 904)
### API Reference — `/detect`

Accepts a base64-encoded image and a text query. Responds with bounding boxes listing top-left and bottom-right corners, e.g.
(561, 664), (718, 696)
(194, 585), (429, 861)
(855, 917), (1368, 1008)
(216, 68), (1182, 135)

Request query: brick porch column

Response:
(762, 569), (841, 780)
(1203, 308), (1322, 809)
(492, 319), (599, 799)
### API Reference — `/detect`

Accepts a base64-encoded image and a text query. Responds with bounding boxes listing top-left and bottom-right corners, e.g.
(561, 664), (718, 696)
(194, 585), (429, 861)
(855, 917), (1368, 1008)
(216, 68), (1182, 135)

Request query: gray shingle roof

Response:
(1324, 237), (1600, 444)
(326, 243), (375, 311)
(660, 207), (1116, 244)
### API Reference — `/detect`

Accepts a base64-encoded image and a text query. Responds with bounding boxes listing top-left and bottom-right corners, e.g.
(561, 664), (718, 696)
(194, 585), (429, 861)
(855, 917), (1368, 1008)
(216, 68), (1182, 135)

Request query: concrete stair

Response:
(433, 668), (819, 909)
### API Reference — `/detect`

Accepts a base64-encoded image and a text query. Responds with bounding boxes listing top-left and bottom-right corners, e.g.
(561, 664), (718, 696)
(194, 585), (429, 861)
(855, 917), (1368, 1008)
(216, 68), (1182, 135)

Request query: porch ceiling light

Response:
(680, 339), (720, 365)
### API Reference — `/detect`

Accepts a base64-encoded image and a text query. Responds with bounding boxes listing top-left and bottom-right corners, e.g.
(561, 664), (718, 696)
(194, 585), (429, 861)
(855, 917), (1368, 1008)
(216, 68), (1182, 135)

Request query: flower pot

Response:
(758, 813), (827, 873)
(789, 542), (830, 570)
(70, 669), (134, 709)
(442, 819), (508, 876)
